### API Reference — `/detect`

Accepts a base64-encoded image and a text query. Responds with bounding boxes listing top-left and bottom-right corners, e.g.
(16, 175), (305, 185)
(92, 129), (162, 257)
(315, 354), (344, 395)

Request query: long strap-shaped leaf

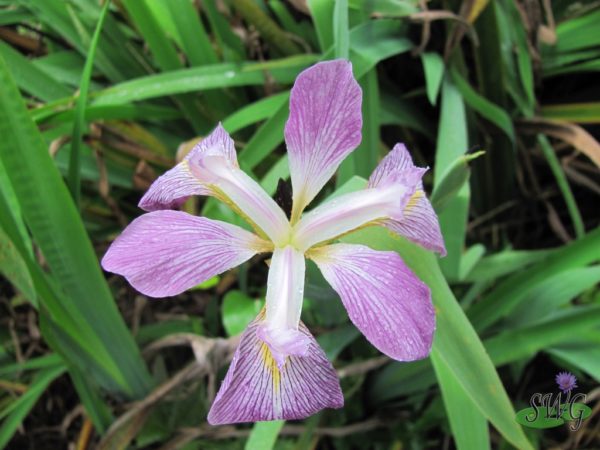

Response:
(0, 53), (152, 399)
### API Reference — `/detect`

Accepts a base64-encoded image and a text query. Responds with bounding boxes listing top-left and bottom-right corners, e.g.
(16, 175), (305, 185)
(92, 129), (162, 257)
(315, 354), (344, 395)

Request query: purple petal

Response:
(310, 244), (435, 361)
(285, 60), (362, 218)
(101, 211), (267, 297)
(208, 312), (343, 425)
(139, 123), (237, 211)
(369, 144), (446, 256)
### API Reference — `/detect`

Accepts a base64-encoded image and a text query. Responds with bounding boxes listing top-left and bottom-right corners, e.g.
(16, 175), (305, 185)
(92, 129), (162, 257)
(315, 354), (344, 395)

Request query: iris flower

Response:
(102, 60), (445, 425)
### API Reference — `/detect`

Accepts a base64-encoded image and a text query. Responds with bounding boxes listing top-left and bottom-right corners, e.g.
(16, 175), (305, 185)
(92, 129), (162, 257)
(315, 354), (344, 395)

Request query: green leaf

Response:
(552, 8), (600, 54)
(463, 248), (555, 283)
(0, 41), (72, 101)
(122, 0), (182, 71)
(0, 52), (152, 398)
(203, 0), (245, 61)
(486, 306), (600, 366)
(333, 0), (349, 59)
(245, 420), (284, 450)
(164, 0), (218, 66)
(541, 102), (600, 123)
(431, 353), (490, 450)
(308, 0), (335, 52)
(338, 68), (380, 183)
(0, 354), (62, 377)
(222, 92), (289, 134)
(450, 68), (515, 141)
(317, 324), (360, 360)
(538, 134), (585, 238)
(93, 56), (317, 105)
(0, 227), (35, 302)
(431, 151), (485, 213)
(434, 77), (469, 280)
(348, 0), (418, 17)
(222, 290), (263, 336)
(468, 227), (600, 331)
(421, 52), (444, 105)
(68, 0), (110, 207)
(549, 340), (600, 383)
(0, 364), (66, 449)
(192, 276), (220, 291)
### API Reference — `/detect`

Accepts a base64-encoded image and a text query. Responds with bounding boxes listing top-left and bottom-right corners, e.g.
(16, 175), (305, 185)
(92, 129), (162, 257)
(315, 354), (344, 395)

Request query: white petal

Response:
(258, 245), (309, 368)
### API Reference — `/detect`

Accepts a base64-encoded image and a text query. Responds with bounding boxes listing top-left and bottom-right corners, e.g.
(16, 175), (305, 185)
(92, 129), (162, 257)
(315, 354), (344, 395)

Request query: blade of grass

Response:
(468, 227), (600, 330)
(507, 266), (600, 328)
(164, 0), (217, 65)
(0, 226), (35, 303)
(122, 0), (208, 131)
(92, 56), (318, 105)
(202, 0), (245, 61)
(450, 67), (515, 142)
(0, 364), (66, 449)
(67, 0), (110, 207)
(231, 0), (301, 56)
(537, 134), (585, 237)
(541, 102), (600, 123)
(222, 92), (289, 133)
(486, 305), (600, 366)
(0, 41), (72, 101)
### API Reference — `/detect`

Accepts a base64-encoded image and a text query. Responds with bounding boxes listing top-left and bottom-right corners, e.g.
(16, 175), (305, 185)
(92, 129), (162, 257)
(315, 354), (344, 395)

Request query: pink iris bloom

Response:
(101, 60), (446, 425)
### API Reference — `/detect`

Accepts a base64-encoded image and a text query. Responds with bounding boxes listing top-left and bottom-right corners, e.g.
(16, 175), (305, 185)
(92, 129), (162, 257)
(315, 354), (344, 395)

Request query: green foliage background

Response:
(0, 0), (599, 449)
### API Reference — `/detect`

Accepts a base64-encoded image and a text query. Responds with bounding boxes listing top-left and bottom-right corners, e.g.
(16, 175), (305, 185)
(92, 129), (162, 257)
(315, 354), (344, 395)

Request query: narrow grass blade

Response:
(0, 364), (66, 449)
(468, 227), (600, 330)
(203, 0), (245, 61)
(222, 92), (289, 133)
(164, 0), (217, 65)
(537, 134), (585, 237)
(67, 0), (110, 207)
(451, 67), (515, 142)
(541, 102), (600, 124)
(486, 305), (600, 366)
(93, 56), (317, 105)
(0, 41), (72, 101)
(232, 0), (301, 56)
(0, 227), (35, 303)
